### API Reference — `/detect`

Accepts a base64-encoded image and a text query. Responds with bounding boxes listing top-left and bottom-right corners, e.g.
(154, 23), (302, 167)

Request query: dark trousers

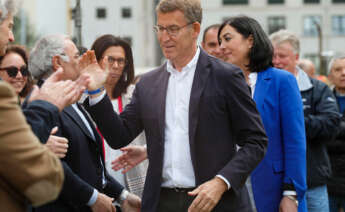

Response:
(157, 188), (195, 212)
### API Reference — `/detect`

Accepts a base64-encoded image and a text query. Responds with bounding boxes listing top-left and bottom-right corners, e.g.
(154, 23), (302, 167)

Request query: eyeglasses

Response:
(105, 56), (127, 67)
(0, 66), (29, 78)
(153, 23), (193, 36)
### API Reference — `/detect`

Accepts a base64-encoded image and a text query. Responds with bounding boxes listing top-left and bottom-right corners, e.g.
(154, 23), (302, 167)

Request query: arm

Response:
(279, 74), (307, 203)
(84, 87), (144, 149)
(0, 82), (64, 206)
(305, 81), (340, 142)
(219, 69), (268, 193)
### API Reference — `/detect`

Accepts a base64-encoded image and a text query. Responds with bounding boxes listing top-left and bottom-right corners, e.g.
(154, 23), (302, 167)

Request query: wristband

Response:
(87, 86), (105, 95)
(118, 189), (129, 205)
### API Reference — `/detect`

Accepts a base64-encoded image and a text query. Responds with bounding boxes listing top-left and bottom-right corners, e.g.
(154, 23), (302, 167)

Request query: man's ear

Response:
(192, 22), (201, 40)
(52, 55), (62, 71)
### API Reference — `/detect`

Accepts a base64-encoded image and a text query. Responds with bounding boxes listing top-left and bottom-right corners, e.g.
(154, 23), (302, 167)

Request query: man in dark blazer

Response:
(28, 34), (141, 212)
(84, 1), (268, 212)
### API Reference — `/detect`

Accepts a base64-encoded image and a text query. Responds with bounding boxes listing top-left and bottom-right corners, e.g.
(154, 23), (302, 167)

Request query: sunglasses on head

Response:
(0, 66), (29, 78)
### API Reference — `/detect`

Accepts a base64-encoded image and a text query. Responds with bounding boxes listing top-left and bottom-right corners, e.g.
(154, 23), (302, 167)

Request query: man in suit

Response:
(84, 0), (268, 211)
(29, 34), (140, 212)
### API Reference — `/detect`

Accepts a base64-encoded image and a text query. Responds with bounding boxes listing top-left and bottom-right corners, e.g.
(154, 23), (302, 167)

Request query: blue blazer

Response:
(251, 67), (307, 212)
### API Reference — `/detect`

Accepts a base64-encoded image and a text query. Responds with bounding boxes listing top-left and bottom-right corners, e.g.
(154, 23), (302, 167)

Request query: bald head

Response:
(298, 59), (316, 78)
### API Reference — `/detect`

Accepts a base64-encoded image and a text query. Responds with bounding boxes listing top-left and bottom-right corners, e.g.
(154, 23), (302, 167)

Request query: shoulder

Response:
(0, 81), (16, 98)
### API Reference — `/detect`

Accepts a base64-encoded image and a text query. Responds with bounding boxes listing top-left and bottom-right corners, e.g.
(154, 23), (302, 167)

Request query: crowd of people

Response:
(1, 0), (345, 212)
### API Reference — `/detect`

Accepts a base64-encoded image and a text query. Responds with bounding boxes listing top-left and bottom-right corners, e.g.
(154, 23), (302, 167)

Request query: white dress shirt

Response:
(161, 48), (200, 188)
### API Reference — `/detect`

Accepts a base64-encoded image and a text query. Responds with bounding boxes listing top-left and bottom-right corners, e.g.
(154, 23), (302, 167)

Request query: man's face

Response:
(202, 27), (223, 59)
(272, 42), (299, 75)
(329, 58), (345, 90)
(0, 14), (14, 56)
(156, 10), (198, 66)
(60, 39), (80, 81)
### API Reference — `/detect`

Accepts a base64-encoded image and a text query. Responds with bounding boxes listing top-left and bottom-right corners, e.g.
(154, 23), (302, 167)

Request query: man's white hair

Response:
(269, 29), (300, 55)
(29, 34), (70, 79)
(0, 0), (18, 23)
(327, 53), (345, 76)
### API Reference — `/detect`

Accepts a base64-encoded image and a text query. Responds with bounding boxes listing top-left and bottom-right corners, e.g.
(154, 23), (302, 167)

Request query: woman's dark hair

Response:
(91, 34), (135, 98)
(218, 16), (273, 73)
(0, 45), (33, 97)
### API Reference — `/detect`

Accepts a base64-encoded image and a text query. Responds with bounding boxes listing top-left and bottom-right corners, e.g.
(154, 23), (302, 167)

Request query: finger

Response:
(57, 153), (66, 158)
(111, 204), (116, 212)
(89, 50), (97, 64)
(188, 187), (201, 196)
(45, 67), (64, 84)
(188, 195), (202, 212)
(120, 146), (133, 152)
(50, 126), (58, 135)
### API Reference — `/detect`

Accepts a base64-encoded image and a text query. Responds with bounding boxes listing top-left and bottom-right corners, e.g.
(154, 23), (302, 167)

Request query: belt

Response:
(161, 187), (195, 193)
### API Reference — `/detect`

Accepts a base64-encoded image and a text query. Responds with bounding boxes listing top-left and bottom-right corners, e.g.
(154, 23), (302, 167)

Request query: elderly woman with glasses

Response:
(0, 44), (33, 103)
(90, 34), (146, 210)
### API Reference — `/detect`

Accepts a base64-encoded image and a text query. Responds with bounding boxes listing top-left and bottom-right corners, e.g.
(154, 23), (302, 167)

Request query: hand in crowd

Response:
(279, 196), (298, 212)
(79, 50), (109, 91)
(111, 146), (147, 173)
(187, 177), (228, 212)
(121, 193), (141, 212)
(45, 127), (69, 158)
(28, 68), (90, 111)
(91, 193), (116, 212)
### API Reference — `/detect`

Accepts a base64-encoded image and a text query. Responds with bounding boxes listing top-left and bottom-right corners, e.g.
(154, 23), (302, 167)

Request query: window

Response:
(303, 16), (321, 36)
(268, 0), (284, 4)
(223, 0), (248, 5)
(304, 0), (320, 3)
(332, 15), (345, 35)
(96, 8), (106, 19)
(122, 7), (132, 18)
(268, 16), (286, 34)
(333, 0), (345, 3)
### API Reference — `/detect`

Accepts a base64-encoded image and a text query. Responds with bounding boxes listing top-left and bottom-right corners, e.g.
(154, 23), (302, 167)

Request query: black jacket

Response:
(327, 92), (345, 197)
(298, 70), (340, 188)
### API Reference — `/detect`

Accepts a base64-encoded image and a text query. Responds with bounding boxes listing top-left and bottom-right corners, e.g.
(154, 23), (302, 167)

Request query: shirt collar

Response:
(166, 47), (200, 74)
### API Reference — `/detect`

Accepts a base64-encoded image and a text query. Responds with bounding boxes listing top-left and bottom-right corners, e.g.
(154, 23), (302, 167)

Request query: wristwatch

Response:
(285, 195), (299, 207)
(118, 189), (129, 205)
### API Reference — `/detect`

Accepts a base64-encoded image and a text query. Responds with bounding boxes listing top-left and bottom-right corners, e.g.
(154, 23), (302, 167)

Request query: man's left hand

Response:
(79, 50), (109, 91)
(279, 196), (298, 212)
(121, 193), (141, 212)
(187, 177), (228, 212)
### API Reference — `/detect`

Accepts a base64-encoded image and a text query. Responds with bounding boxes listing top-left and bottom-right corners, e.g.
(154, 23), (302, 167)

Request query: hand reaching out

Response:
(111, 146), (147, 174)
(79, 50), (109, 91)
(28, 68), (90, 111)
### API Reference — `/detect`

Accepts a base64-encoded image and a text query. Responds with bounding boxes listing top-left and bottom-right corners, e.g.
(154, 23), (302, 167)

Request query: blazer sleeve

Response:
(22, 100), (60, 143)
(84, 88), (143, 149)
(279, 74), (307, 200)
(218, 69), (268, 194)
(0, 82), (64, 206)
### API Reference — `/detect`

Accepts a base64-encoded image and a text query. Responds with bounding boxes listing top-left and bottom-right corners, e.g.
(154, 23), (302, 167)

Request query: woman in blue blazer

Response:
(218, 16), (307, 212)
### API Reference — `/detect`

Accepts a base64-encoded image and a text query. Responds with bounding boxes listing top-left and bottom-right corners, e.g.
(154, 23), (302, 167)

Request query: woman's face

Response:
(0, 52), (27, 94)
(219, 24), (252, 69)
(101, 46), (126, 86)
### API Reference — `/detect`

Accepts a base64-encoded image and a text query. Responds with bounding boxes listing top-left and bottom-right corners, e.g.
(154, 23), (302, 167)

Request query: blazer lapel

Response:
(64, 105), (95, 141)
(253, 68), (272, 111)
(188, 49), (211, 164)
(156, 63), (171, 141)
